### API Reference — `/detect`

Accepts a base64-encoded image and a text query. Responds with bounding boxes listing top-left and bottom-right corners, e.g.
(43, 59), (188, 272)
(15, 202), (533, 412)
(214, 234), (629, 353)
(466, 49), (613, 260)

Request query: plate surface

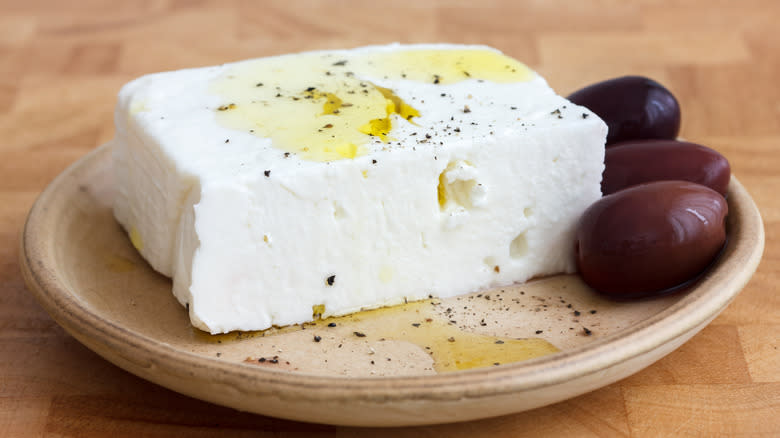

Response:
(20, 143), (764, 426)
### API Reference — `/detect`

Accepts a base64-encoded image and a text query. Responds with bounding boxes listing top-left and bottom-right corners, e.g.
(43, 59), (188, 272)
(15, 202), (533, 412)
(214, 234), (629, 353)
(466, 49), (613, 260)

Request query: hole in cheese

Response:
(437, 161), (480, 211)
(510, 232), (529, 259)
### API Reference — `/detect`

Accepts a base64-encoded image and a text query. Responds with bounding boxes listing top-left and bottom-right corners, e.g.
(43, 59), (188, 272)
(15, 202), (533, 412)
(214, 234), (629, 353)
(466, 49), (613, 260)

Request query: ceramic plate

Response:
(20, 143), (764, 426)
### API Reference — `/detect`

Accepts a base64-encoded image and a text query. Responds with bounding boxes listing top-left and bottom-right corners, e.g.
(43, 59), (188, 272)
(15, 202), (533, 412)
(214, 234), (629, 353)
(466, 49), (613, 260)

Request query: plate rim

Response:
(20, 142), (766, 405)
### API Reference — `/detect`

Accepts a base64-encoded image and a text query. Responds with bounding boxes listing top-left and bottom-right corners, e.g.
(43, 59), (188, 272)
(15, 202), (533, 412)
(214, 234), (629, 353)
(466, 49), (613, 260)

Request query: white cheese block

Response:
(112, 44), (607, 334)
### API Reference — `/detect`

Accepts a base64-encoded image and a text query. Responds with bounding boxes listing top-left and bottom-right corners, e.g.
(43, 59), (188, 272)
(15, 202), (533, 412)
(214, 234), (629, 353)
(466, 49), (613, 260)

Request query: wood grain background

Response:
(1, 0), (778, 436)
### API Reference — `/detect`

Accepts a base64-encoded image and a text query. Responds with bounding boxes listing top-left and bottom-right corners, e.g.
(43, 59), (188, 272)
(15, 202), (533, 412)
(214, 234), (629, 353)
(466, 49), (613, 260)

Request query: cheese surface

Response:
(112, 44), (607, 333)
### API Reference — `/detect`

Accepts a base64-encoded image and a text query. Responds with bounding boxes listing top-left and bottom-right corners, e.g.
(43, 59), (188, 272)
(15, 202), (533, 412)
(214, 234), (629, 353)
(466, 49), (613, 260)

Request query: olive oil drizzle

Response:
(211, 48), (533, 162)
(195, 300), (558, 373)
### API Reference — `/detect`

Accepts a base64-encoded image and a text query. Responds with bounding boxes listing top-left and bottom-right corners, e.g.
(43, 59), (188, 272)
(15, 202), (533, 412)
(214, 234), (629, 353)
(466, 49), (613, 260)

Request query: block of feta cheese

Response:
(112, 44), (607, 334)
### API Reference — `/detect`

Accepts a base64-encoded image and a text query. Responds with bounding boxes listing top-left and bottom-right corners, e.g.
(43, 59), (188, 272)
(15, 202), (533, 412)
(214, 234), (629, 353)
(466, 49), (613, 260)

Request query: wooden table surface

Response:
(2, 1), (778, 436)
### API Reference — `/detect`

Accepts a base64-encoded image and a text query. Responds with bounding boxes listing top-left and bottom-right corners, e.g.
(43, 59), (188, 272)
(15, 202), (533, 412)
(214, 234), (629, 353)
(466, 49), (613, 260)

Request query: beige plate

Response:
(21, 143), (764, 427)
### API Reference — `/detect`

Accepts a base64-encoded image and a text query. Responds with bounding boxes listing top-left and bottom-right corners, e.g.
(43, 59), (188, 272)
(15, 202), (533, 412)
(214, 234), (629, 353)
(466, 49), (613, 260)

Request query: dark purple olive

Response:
(576, 181), (727, 298)
(602, 140), (731, 196)
(568, 76), (681, 145)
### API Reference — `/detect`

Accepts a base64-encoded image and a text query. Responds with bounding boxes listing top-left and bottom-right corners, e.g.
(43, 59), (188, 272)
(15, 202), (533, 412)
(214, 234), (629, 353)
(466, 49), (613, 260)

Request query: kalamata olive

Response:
(576, 181), (727, 298)
(602, 140), (731, 196)
(568, 76), (681, 145)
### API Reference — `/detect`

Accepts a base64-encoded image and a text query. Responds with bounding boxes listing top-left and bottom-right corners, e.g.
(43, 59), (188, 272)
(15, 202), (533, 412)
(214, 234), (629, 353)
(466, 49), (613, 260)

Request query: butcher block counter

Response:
(1, 0), (778, 436)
